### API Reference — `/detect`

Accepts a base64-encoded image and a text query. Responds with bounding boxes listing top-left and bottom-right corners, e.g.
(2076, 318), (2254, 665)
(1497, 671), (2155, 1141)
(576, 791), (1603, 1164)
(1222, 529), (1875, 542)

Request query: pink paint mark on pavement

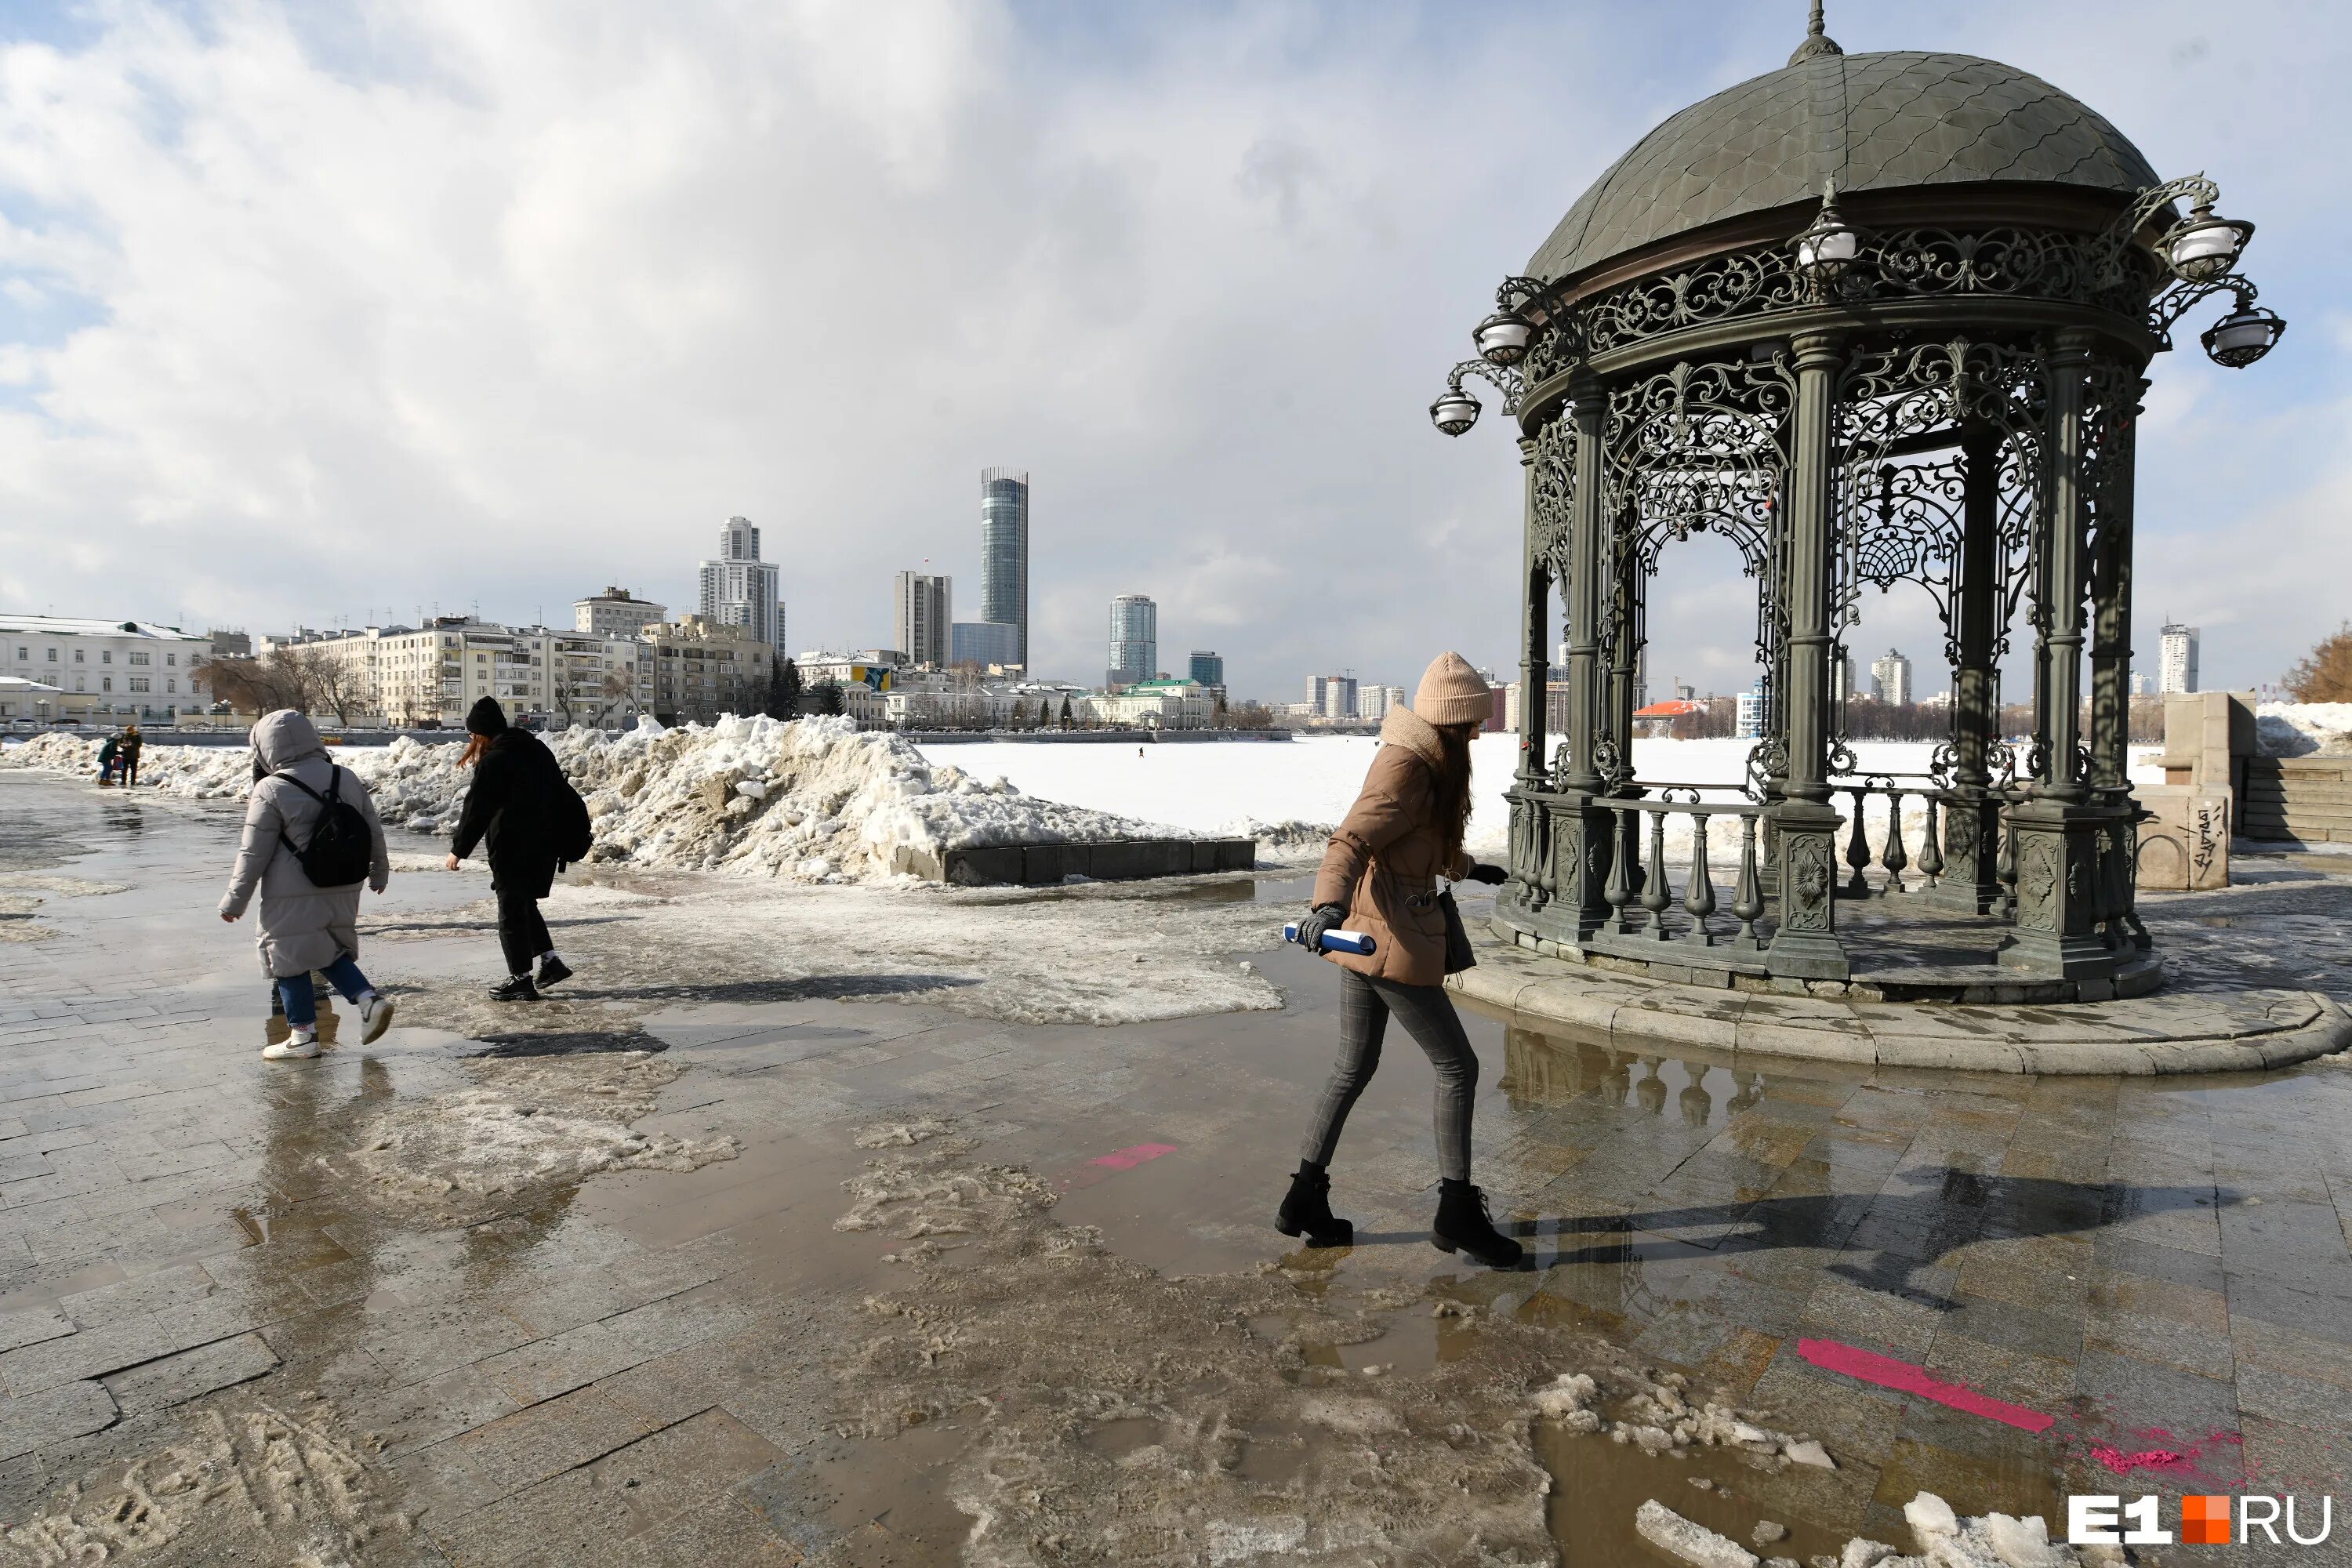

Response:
(1797, 1338), (2056, 1434)
(1090, 1143), (1178, 1171)
(2084, 1428), (2240, 1479)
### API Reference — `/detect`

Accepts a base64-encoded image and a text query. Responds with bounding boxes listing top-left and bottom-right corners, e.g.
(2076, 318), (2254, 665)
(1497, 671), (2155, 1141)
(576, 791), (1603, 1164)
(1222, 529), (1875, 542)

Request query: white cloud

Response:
(0, 0), (2342, 699)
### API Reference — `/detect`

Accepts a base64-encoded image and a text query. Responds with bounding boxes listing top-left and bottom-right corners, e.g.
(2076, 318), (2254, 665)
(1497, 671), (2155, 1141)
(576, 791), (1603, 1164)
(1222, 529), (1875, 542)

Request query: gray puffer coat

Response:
(218, 710), (390, 979)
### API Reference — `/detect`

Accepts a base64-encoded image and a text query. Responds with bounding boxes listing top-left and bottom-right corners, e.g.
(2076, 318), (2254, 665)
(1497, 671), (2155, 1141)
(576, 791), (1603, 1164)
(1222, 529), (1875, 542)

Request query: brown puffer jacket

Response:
(1311, 707), (1474, 987)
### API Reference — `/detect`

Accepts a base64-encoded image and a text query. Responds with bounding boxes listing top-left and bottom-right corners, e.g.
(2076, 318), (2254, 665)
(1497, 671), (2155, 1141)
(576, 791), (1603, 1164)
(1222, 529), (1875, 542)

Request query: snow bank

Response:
(2257, 702), (2352, 757)
(0, 717), (1192, 884)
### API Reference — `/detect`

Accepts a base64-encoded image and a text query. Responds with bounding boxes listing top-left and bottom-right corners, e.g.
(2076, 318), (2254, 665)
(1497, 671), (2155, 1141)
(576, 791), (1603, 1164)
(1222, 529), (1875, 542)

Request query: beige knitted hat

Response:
(1412, 652), (1491, 728)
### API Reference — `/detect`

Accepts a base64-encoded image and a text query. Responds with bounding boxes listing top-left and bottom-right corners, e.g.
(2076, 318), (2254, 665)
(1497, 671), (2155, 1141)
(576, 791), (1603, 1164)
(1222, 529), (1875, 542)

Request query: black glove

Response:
(1297, 904), (1348, 953)
(1465, 862), (1509, 886)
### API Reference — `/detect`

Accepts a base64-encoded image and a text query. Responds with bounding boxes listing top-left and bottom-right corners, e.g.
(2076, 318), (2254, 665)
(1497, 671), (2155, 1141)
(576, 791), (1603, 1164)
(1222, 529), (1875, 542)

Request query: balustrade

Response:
(1587, 790), (1768, 951)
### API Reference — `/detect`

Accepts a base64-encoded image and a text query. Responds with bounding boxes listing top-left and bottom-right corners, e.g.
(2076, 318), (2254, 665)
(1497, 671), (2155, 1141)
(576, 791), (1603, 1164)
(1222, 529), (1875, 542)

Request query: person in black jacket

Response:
(445, 697), (575, 1001)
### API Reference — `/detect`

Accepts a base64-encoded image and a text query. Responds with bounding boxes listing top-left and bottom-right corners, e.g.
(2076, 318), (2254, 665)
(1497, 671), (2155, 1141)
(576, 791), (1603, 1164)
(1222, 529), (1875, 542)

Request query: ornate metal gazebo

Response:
(1432, 12), (2282, 991)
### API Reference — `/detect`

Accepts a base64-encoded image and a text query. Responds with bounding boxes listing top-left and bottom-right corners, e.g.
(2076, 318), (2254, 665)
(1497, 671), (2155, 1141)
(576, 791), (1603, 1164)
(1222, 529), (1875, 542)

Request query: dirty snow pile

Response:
(557, 715), (1186, 880)
(2257, 702), (2352, 757)
(2, 717), (1199, 884)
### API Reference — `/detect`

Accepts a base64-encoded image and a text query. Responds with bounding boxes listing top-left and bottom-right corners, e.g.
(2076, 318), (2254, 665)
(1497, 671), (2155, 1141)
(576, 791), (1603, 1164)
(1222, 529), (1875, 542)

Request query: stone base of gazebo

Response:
(1494, 898), (2163, 1005)
(1451, 922), (2348, 1075)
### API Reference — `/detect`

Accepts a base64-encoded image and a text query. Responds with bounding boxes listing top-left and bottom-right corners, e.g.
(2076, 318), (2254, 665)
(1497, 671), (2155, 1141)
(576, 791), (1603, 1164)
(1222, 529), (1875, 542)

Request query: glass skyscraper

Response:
(980, 468), (1029, 668)
(1107, 594), (1157, 686)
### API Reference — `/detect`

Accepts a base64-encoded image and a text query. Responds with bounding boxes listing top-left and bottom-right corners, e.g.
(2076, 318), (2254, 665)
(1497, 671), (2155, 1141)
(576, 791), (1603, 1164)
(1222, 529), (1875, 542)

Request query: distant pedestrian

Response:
(96, 734), (119, 786)
(118, 724), (143, 789)
(1280, 652), (1520, 1267)
(218, 710), (397, 1061)
(445, 697), (587, 1001)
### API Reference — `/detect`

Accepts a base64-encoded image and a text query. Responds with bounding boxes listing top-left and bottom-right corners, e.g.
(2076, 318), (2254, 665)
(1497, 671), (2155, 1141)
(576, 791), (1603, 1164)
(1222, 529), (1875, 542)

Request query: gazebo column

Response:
(1608, 540), (1645, 930)
(2086, 377), (2152, 951)
(1552, 380), (1614, 940)
(1766, 330), (1850, 980)
(1938, 427), (2007, 913)
(2000, 330), (2120, 980)
(1507, 433), (1550, 922)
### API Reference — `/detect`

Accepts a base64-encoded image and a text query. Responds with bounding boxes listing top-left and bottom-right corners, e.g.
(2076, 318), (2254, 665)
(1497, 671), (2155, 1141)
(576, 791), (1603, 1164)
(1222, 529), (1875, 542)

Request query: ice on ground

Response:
(339, 1049), (737, 1225)
(2258, 701), (2352, 757)
(365, 869), (1286, 1031)
(1, 1394), (403, 1566)
(1635, 1500), (1758, 1568)
(1806, 1492), (2089, 1568)
(0, 717), (1206, 884)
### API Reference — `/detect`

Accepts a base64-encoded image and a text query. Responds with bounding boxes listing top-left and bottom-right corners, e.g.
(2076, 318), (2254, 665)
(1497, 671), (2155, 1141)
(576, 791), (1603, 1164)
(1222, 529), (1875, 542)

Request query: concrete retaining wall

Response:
(889, 837), (1256, 886)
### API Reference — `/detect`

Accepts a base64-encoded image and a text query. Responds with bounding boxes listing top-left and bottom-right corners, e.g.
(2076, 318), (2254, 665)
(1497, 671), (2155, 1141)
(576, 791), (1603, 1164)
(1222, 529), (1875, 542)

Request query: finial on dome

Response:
(1788, 0), (1844, 64)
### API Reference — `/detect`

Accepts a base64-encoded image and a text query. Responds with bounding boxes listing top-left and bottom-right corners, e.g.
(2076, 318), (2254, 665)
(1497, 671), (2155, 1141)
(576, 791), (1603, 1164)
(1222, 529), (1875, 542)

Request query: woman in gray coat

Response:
(218, 710), (397, 1060)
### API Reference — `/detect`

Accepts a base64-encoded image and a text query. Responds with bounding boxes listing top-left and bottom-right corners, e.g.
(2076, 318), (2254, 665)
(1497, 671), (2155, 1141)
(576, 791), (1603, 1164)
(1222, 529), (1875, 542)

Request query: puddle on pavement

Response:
(1536, 1419), (1845, 1566)
(465, 1028), (664, 1058)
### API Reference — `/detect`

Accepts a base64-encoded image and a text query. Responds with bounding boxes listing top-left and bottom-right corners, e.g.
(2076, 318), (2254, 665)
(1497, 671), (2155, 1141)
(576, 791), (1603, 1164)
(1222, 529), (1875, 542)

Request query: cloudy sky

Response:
(0, 0), (2343, 702)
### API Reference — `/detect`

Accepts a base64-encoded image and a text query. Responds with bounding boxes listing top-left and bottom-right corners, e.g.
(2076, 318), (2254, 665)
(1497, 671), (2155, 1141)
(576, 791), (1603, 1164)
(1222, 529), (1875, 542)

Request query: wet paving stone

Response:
(0, 769), (2350, 1562)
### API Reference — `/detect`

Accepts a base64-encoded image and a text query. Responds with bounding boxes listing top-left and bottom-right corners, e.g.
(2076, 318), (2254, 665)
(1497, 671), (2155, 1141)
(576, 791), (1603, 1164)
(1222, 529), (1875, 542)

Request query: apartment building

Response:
(644, 615), (774, 724)
(259, 620), (647, 728)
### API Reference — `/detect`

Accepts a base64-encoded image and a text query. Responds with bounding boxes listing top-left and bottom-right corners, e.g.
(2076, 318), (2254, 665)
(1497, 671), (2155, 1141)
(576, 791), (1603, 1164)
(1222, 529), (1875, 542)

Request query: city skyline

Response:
(0, 4), (2339, 704)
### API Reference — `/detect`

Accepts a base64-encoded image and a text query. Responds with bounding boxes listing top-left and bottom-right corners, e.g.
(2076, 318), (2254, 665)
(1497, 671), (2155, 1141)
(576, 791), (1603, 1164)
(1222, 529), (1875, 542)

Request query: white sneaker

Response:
(358, 993), (396, 1044)
(263, 1029), (320, 1061)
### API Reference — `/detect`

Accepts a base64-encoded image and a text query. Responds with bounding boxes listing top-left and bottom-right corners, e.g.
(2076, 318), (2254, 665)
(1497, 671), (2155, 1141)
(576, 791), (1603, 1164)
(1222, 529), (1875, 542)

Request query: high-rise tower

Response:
(980, 468), (1029, 668)
(1106, 595), (1157, 686)
(893, 572), (952, 668)
(697, 517), (782, 650)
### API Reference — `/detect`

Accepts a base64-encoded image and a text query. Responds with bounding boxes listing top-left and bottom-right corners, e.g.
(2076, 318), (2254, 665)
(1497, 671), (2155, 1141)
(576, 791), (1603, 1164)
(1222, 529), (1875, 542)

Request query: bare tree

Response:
(284, 647), (365, 725)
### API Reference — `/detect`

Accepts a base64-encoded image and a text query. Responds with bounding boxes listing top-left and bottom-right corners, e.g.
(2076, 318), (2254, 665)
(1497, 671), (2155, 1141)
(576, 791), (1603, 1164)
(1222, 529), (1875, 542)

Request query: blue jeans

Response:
(278, 956), (373, 1028)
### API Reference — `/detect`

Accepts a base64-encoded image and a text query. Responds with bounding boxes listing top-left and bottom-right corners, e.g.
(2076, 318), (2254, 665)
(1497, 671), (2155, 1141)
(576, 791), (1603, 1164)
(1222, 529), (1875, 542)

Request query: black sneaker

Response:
(488, 975), (541, 1003)
(536, 956), (573, 990)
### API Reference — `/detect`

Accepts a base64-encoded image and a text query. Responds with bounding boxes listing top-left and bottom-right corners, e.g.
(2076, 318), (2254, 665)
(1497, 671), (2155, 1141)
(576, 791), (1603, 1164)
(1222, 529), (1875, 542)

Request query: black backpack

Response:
(276, 767), (374, 887)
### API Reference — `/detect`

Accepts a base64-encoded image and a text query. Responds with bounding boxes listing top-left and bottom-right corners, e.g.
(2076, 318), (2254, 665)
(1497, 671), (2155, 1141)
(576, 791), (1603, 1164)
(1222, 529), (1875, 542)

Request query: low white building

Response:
(1091, 678), (1214, 731)
(0, 676), (61, 722)
(0, 615), (212, 723)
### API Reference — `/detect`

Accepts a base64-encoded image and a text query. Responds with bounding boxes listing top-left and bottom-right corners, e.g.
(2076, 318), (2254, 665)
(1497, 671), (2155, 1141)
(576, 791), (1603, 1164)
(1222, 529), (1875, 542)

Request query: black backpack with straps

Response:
(276, 767), (374, 887)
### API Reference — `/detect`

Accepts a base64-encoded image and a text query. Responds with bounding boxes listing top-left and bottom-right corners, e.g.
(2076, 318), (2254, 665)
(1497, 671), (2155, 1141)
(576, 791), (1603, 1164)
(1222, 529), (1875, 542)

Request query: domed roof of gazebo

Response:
(1526, 44), (2161, 285)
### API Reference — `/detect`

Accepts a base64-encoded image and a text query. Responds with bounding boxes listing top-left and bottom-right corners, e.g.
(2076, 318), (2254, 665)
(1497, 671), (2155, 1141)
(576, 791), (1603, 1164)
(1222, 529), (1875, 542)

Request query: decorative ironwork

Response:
(1744, 739), (1786, 804)
(1530, 412), (1576, 577)
(1572, 227), (2160, 363)
(1595, 355), (1795, 749)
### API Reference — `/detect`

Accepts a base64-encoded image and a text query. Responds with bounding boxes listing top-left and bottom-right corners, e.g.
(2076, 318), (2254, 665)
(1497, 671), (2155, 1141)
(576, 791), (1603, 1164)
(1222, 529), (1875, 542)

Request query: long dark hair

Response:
(1431, 722), (1475, 866)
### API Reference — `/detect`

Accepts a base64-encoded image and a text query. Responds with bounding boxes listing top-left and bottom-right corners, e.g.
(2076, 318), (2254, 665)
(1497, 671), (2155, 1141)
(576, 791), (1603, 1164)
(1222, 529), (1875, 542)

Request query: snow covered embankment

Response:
(0, 717), (1190, 885)
(2257, 702), (2352, 757)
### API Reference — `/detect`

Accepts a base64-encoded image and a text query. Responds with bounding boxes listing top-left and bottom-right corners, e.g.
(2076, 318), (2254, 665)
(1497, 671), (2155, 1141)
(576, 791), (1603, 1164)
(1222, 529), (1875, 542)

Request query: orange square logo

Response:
(2182, 1494), (2230, 1545)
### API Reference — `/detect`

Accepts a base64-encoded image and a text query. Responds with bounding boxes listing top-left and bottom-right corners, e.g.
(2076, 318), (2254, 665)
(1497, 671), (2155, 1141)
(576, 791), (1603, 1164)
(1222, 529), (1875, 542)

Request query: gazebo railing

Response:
(1589, 791), (1772, 953)
(1826, 772), (1941, 897)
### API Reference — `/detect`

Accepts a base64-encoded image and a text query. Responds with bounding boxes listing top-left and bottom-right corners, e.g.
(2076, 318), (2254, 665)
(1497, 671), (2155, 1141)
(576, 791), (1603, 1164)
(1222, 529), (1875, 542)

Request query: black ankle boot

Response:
(1276, 1163), (1354, 1248)
(1432, 1178), (1523, 1268)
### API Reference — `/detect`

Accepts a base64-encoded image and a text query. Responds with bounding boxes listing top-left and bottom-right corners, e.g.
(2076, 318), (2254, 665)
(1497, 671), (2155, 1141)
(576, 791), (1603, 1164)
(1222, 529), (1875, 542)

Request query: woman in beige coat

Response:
(1280, 654), (1522, 1268)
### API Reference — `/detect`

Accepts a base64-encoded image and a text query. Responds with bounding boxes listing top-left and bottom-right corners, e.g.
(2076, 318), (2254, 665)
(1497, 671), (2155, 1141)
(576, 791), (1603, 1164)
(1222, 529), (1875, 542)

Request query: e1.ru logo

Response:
(2070, 1494), (2335, 1546)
